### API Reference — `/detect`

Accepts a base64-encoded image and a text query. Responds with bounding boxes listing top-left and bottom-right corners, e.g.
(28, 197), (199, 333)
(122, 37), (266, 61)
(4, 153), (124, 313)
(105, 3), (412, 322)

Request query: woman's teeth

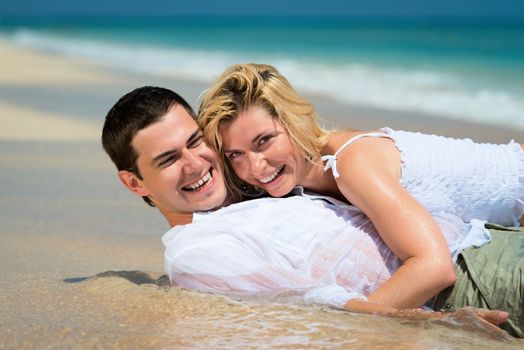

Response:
(259, 165), (284, 184)
(183, 171), (212, 191)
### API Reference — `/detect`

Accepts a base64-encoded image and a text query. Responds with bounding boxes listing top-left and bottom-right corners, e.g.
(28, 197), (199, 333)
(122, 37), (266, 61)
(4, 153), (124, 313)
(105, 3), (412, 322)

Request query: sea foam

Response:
(8, 29), (524, 129)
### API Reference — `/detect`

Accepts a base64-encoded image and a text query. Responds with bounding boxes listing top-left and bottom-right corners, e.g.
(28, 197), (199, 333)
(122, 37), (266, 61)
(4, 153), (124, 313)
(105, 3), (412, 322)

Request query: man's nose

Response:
(181, 149), (207, 175)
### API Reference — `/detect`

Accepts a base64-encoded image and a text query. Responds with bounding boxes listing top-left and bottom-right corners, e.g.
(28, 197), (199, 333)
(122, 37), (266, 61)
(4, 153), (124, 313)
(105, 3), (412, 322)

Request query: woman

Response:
(198, 63), (524, 312)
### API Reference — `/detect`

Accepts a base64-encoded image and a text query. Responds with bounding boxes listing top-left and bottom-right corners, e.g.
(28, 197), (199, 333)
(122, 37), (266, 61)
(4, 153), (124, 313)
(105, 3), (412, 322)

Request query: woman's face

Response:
(220, 105), (307, 197)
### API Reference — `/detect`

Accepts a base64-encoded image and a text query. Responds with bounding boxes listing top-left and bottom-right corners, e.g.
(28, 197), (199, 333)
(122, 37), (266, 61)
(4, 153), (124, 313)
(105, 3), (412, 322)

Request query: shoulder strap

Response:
(321, 131), (391, 178)
(334, 132), (391, 157)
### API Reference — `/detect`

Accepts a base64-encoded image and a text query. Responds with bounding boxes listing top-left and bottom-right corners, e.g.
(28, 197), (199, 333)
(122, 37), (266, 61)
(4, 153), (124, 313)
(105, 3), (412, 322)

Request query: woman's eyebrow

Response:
(223, 129), (273, 153)
(251, 129), (273, 145)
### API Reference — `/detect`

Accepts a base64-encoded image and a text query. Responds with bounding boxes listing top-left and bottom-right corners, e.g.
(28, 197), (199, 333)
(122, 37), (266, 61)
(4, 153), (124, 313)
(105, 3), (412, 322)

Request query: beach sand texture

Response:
(1, 40), (523, 349)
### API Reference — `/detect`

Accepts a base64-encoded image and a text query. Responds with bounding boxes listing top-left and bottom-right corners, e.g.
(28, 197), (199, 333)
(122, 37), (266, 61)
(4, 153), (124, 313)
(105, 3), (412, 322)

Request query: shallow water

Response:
(4, 271), (520, 349)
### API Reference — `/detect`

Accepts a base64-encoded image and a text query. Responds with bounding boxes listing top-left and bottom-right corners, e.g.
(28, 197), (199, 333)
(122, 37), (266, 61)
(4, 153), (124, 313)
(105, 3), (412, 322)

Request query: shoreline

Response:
(313, 98), (524, 144)
(1, 40), (522, 144)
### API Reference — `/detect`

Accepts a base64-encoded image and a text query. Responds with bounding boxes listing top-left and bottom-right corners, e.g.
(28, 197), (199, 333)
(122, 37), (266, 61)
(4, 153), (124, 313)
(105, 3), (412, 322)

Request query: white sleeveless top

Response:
(321, 127), (524, 228)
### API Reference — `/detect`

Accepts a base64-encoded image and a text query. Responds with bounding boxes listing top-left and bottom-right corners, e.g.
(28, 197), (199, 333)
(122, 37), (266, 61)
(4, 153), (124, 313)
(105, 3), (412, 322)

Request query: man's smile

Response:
(182, 170), (214, 192)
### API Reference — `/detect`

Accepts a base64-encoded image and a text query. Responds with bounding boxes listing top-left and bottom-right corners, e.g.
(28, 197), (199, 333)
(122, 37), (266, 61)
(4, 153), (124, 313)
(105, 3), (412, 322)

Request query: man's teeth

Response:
(184, 172), (212, 191)
(259, 166), (284, 184)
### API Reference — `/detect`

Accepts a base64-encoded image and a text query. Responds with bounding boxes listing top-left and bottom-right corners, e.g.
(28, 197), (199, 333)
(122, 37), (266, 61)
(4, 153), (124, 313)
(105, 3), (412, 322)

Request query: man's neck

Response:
(161, 194), (241, 228)
(162, 210), (193, 227)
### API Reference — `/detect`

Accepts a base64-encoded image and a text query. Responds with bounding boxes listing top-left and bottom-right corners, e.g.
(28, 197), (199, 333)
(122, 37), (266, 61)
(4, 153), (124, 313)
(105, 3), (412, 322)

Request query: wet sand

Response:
(1, 40), (523, 349)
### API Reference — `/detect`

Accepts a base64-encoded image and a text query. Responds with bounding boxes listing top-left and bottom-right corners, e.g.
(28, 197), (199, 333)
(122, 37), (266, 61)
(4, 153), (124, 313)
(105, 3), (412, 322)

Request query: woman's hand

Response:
(345, 300), (511, 339)
(390, 307), (508, 325)
(389, 307), (510, 339)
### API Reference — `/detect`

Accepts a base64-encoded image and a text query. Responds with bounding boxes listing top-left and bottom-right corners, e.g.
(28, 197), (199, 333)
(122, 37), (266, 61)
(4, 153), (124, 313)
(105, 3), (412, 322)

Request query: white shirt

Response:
(162, 189), (490, 308)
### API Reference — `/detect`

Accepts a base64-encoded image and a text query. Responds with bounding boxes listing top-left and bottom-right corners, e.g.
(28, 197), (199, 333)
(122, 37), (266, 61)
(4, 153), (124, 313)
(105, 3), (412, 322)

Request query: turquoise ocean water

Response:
(1, 15), (523, 128)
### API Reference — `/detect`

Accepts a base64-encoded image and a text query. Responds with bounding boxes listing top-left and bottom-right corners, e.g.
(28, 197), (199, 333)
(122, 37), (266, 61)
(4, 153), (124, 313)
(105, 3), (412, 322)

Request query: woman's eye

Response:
(259, 135), (273, 145)
(227, 152), (241, 160)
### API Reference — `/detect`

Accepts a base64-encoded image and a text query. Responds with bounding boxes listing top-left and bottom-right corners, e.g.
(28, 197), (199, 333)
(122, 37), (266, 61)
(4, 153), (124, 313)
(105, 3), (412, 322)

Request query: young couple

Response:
(102, 63), (524, 337)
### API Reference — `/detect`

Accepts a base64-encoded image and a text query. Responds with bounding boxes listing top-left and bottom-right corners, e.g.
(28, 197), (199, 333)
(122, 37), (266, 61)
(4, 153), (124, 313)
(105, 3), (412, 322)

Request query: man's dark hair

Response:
(102, 86), (196, 206)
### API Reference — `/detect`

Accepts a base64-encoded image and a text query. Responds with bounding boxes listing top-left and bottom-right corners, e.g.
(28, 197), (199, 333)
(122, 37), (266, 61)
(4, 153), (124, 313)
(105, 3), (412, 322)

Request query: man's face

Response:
(121, 104), (228, 215)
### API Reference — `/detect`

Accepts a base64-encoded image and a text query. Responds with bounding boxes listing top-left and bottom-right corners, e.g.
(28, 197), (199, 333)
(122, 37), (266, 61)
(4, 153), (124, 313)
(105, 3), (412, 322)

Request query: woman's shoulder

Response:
(323, 129), (402, 180)
(323, 129), (386, 155)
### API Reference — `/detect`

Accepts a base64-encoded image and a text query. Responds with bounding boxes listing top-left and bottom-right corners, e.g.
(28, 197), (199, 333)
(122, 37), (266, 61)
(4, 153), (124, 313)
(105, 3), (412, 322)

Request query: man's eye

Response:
(159, 157), (176, 167)
(189, 135), (204, 148)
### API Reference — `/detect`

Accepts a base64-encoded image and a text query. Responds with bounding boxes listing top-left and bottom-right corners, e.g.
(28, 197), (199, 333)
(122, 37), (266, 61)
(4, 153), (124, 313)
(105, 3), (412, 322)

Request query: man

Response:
(102, 86), (230, 227)
(102, 86), (520, 337)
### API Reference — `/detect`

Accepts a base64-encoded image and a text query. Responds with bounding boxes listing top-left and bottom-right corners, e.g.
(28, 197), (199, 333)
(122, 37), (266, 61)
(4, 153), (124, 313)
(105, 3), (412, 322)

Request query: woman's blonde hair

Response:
(198, 63), (329, 197)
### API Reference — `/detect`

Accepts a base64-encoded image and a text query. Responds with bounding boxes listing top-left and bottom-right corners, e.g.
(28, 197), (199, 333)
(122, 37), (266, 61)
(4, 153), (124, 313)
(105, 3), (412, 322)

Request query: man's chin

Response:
(193, 192), (228, 212)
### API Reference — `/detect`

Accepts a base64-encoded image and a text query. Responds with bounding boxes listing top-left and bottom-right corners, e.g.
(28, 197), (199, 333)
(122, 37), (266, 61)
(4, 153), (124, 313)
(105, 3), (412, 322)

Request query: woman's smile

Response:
(258, 165), (285, 184)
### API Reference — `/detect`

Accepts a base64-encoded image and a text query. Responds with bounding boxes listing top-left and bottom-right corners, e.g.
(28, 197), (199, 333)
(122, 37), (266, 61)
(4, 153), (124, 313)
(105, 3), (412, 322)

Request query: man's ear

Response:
(118, 170), (149, 197)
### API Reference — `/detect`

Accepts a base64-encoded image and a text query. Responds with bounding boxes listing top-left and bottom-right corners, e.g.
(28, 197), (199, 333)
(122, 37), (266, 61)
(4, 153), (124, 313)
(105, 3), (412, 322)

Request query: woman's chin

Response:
(255, 171), (296, 197)
(264, 183), (295, 198)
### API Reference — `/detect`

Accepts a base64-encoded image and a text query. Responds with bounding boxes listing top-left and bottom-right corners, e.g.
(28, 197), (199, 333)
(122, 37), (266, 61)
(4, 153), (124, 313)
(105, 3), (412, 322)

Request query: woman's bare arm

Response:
(332, 135), (456, 309)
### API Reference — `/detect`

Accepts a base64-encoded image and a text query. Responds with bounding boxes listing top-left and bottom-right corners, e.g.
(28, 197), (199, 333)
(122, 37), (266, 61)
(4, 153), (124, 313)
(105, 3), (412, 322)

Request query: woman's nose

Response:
(248, 152), (267, 176)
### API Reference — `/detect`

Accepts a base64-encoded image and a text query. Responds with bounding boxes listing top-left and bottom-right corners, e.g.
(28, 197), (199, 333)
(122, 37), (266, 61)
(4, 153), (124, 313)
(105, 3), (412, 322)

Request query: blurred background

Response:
(1, 0), (523, 131)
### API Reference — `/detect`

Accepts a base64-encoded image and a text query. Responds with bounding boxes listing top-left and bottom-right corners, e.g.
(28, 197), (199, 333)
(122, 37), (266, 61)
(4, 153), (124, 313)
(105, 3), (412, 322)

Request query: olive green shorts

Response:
(433, 223), (524, 337)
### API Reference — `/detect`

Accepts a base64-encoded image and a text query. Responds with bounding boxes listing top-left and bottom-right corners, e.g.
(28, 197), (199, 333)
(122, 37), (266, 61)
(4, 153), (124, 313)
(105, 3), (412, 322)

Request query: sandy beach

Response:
(1, 40), (523, 349)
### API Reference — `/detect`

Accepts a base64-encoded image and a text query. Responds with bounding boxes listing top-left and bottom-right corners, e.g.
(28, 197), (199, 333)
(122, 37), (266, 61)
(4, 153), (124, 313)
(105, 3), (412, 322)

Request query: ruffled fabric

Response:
(381, 128), (493, 249)
(381, 128), (523, 228)
(322, 127), (522, 256)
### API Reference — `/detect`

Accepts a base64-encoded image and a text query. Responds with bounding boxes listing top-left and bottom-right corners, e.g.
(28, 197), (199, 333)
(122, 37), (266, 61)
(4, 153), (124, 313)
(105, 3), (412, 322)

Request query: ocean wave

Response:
(277, 61), (524, 128)
(6, 29), (524, 129)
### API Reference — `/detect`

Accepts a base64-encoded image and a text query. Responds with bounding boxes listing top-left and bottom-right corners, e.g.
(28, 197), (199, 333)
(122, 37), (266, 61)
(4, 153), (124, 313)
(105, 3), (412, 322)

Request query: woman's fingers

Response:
(467, 308), (509, 325)
(440, 307), (511, 339)
(387, 307), (512, 340)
